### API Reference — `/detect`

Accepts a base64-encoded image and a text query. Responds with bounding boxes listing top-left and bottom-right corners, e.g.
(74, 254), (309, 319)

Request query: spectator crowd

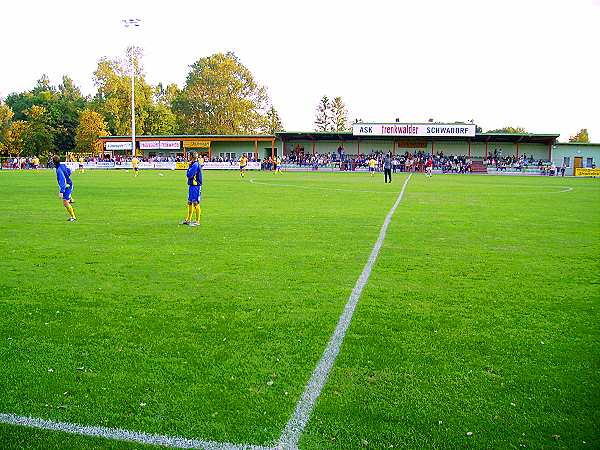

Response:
(3, 149), (564, 176)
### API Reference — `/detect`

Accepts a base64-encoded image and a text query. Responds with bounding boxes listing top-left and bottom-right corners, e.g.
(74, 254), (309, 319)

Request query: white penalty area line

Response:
(276, 174), (413, 450)
(0, 413), (271, 450)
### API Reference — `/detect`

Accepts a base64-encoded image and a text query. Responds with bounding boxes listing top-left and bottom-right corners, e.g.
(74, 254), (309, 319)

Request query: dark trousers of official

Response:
(384, 168), (392, 183)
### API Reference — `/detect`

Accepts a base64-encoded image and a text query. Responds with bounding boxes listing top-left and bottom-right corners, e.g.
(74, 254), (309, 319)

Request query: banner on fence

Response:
(574, 167), (600, 177)
(57, 161), (262, 170)
(175, 161), (261, 170)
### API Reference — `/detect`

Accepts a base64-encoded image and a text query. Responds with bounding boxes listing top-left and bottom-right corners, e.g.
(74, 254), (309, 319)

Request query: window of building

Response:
(586, 157), (594, 168)
(563, 156), (570, 167)
(218, 152), (237, 161)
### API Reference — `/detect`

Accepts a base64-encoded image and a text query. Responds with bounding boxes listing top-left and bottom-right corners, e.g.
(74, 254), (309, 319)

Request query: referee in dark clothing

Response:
(383, 154), (392, 183)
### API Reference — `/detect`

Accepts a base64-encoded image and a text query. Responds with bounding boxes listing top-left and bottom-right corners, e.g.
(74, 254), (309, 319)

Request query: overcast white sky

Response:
(1, 0), (599, 141)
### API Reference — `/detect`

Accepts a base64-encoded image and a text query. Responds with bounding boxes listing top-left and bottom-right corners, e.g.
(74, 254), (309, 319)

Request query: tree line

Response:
(0, 48), (590, 158)
(0, 49), (284, 157)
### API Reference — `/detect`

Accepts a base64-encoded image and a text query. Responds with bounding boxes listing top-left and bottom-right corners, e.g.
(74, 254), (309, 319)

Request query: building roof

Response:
(99, 132), (560, 145)
(554, 141), (600, 146)
(278, 131), (559, 144)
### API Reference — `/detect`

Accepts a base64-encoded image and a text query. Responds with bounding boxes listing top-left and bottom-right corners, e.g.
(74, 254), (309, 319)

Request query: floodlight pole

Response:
(123, 18), (141, 158)
(131, 51), (135, 158)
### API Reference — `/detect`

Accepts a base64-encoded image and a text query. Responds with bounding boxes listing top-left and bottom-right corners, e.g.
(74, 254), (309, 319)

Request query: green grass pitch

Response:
(0, 169), (598, 449)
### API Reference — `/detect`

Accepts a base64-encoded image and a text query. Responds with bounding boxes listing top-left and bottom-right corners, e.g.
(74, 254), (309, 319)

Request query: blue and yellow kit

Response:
(56, 163), (73, 200)
(187, 160), (202, 203)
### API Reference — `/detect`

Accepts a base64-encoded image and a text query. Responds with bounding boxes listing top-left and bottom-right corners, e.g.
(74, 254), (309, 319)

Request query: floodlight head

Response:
(123, 18), (141, 28)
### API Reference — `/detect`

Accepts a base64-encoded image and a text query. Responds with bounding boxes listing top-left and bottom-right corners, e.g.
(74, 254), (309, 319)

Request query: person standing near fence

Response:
(383, 154), (392, 183)
(425, 156), (433, 177)
(53, 155), (76, 222)
(132, 155), (139, 177)
(368, 157), (377, 176)
(239, 154), (248, 178)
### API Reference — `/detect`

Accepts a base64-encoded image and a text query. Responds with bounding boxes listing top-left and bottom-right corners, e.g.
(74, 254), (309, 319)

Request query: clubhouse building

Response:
(99, 123), (600, 176)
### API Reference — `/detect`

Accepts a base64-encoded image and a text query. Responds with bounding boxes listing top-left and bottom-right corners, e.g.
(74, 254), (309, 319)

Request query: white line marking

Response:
(557, 186), (573, 193)
(249, 178), (396, 194)
(276, 174), (413, 450)
(0, 413), (272, 450)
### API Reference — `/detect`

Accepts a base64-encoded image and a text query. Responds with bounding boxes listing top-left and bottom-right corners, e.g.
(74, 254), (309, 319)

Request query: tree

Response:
(23, 105), (55, 156)
(486, 126), (528, 133)
(51, 76), (87, 152)
(5, 75), (87, 152)
(0, 102), (14, 151)
(262, 105), (284, 134)
(314, 95), (332, 132)
(173, 52), (272, 134)
(93, 46), (154, 136)
(146, 103), (177, 135)
(569, 128), (589, 143)
(155, 83), (180, 106)
(2, 120), (28, 156)
(331, 96), (349, 132)
(34, 74), (53, 93)
(75, 109), (109, 155)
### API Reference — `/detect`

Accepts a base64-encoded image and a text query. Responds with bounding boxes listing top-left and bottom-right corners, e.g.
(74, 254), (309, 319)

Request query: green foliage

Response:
(93, 47), (154, 136)
(75, 109), (109, 154)
(53, 76), (87, 152)
(23, 105), (55, 156)
(3, 49), (285, 144)
(0, 101), (14, 152)
(569, 128), (589, 143)
(2, 120), (27, 156)
(4, 75), (86, 153)
(145, 103), (177, 135)
(173, 52), (272, 134)
(4, 92), (36, 122)
(154, 82), (180, 106)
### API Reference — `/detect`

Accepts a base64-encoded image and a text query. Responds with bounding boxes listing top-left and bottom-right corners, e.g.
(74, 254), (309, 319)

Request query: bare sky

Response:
(2, 0), (599, 141)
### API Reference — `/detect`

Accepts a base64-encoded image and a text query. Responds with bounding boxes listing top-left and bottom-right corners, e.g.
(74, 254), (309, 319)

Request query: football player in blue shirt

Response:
(182, 152), (202, 226)
(53, 155), (76, 221)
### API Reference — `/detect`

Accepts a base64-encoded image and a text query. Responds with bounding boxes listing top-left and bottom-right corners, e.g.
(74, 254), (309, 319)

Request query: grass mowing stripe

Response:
(276, 174), (413, 450)
(0, 413), (271, 450)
